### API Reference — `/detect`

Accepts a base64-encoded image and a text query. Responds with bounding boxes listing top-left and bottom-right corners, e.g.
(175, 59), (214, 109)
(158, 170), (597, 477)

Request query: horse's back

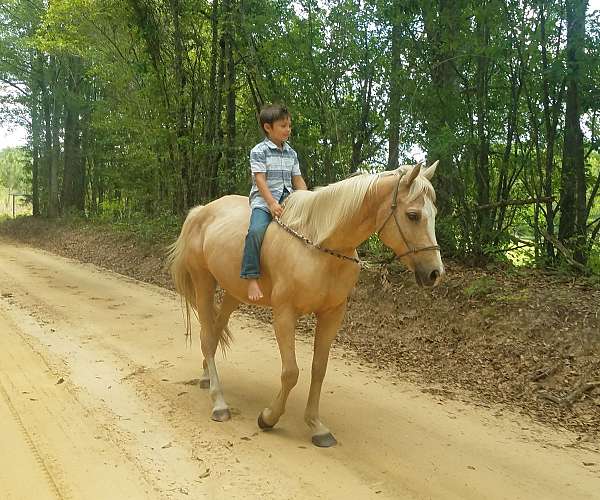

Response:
(200, 194), (249, 222)
(188, 195), (249, 238)
(183, 195), (250, 274)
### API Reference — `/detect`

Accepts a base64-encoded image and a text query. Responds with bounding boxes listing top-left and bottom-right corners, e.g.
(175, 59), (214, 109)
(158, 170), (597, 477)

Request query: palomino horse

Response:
(167, 162), (444, 447)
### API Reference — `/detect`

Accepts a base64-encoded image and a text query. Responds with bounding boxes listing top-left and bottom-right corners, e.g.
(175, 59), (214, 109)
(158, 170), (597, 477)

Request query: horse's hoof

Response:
(257, 412), (274, 430)
(199, 378), (210, 389)
(312, 432), (337, 448)
(211, 408), (231, 422)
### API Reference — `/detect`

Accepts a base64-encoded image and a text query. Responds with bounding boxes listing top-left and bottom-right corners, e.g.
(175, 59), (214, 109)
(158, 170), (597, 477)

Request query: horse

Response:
(166, 162), (444, 447)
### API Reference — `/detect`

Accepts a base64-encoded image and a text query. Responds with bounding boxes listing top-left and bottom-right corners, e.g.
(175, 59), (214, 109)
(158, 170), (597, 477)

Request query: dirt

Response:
(1, 231), (600, 499)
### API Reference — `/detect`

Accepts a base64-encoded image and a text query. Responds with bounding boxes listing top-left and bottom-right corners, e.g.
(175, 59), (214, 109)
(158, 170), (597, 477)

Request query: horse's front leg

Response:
(305, 302), (346, 447)
(258, 306), (299, 429)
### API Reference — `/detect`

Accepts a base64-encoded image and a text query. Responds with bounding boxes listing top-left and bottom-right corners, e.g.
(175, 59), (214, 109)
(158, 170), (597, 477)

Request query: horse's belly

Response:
(202, 226), (248, 296)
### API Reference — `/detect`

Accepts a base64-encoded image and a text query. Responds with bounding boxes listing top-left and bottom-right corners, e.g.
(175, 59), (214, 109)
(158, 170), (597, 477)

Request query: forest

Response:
(1, 0), (599, 272)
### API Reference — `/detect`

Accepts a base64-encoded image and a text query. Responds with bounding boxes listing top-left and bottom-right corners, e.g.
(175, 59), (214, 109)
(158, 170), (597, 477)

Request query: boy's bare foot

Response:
(248, 279), (264, 301)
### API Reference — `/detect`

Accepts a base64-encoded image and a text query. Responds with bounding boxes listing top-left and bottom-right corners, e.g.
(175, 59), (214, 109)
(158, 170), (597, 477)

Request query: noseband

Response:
(377, 172), (440, 259)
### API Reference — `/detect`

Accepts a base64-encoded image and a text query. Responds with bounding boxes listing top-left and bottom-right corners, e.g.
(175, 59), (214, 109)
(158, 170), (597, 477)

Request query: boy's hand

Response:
(269, 201), (283, 218)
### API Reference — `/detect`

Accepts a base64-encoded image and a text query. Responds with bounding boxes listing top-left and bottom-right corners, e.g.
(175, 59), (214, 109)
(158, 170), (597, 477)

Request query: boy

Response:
(240, 104), (308, 301)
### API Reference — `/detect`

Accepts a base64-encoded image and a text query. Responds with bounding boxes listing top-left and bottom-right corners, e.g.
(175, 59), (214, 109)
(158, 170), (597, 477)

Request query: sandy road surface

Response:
(0, 239), (599, 500)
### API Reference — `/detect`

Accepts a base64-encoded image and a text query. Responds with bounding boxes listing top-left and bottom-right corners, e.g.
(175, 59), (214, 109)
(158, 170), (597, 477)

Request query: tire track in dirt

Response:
(0, 295), (161, 499)
(0, 379), (65, 500)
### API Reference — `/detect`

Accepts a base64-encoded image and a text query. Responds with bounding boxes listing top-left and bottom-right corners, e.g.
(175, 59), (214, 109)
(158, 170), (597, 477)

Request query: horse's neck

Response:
(322, 175), (395, 253)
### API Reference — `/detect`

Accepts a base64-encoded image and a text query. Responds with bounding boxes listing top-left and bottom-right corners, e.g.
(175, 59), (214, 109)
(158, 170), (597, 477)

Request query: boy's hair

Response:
(259, 104), (290, 133)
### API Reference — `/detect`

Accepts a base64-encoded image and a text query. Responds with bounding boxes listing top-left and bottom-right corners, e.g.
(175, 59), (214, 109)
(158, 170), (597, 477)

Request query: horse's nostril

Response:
(430, 270), (440, 282)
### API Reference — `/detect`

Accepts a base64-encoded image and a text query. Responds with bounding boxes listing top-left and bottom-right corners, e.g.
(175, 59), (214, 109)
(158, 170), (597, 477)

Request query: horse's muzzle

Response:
(415, 267), (444, 287)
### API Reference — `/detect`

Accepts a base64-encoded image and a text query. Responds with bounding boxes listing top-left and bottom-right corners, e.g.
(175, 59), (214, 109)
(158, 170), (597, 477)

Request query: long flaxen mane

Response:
(279, 165), (436, 245)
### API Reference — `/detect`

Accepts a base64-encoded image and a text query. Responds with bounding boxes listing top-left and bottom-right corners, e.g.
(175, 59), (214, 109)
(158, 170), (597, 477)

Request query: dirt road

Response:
(0, 239), (598, 500)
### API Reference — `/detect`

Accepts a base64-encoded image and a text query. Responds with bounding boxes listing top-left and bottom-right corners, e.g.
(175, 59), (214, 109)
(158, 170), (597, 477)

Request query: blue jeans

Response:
(240, 192), (288, 279)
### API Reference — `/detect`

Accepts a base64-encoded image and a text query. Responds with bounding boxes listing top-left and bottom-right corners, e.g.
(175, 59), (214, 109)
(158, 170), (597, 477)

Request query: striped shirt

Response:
(249, 138), (301, 211)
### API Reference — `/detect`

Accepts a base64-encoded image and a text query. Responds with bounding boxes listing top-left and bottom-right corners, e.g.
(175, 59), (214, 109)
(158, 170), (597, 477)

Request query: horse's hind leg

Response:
(199, 292), (240, 389)
(199, 359), (210, 389)
(304, 303), (346, 447)
(192, 271), (230, 422)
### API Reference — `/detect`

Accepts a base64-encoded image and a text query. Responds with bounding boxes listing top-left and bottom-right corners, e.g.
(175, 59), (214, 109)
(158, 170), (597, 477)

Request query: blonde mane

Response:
(279, 166), (436, 245)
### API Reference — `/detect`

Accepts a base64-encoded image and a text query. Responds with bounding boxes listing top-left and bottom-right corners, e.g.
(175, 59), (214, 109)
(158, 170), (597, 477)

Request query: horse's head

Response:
(377, 162), (444, 287)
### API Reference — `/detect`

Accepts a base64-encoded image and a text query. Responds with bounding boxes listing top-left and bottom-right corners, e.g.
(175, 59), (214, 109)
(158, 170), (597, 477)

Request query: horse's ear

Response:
(402, 163), (421, 187)
(422, 160), (439, 180)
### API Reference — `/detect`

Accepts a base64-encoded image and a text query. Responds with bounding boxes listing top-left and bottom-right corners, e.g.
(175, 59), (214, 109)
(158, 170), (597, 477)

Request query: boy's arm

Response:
(255, 173), (282, 217)
(292, 175), (307, 190)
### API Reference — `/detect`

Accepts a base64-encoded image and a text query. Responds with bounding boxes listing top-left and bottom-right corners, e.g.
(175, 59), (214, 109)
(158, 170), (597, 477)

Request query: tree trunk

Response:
(170, 0), (190, 211)
(42, 55), (60, 218)
(223, 0), (237, 193)
(474, 6), (491, 255)
(62, 56), (85, 212)
(351, 63), (373, 172)
(30, 51), (43, 217)
(211, 36), (225, 198)
(421, 0), (464, 216)
(540, 1), (564, 262)
(494, 62), (522, 241)
(387, 0), (401, 170)
(199, 0), (221, 202)
(559, 0), (587, 265)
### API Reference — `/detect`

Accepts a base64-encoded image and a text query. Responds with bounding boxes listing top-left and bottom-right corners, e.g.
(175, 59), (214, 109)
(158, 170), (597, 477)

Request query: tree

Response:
(0, 147), (29, 194)
(559, 0), (588, 264)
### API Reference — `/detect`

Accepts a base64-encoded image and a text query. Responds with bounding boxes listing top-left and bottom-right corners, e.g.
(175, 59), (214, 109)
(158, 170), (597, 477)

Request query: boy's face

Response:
(264, 116), (291, 145)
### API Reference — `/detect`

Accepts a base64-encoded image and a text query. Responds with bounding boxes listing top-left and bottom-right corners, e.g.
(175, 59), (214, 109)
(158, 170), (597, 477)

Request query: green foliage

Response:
(464, 276), (497, 299)
(587, 246), (600, 275)
(94, 201), (180, 245)
(433, 216), (461, 258)
(0, 147), (30, 193)
(358, 234), (393, 260)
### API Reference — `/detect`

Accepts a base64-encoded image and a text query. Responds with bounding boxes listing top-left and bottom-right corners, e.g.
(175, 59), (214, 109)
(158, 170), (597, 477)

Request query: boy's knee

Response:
(248, 220), (269, 235)
(247, 225), (266, 237)
(246, 227), (267, 246)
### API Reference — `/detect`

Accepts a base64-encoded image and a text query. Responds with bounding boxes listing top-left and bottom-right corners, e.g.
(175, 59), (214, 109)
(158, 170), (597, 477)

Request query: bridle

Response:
(376, 171), (440, 259)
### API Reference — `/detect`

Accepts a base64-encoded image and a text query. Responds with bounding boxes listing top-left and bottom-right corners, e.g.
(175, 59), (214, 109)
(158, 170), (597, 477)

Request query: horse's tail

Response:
(165, 208), (199, 343)
(166, 206), (232, 351)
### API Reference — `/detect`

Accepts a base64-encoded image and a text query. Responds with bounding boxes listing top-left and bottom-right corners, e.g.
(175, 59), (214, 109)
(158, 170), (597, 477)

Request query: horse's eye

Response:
(407, 212), (420, 221)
